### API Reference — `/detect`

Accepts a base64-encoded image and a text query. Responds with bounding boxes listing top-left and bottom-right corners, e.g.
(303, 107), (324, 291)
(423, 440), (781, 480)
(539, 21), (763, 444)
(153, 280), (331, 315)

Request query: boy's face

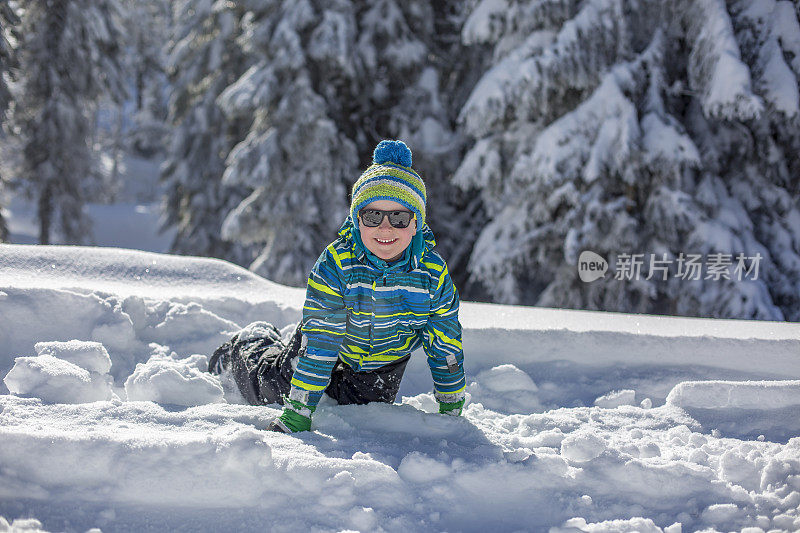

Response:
(358, 200), (417, 262)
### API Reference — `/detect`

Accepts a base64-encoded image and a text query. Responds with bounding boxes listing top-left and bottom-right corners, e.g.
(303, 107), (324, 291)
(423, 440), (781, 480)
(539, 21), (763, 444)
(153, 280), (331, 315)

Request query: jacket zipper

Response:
(367, 273), (387, 371)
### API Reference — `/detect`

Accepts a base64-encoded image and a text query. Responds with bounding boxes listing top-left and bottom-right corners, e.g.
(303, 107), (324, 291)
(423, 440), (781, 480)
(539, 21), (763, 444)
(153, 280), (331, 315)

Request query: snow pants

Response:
(208, 322), (410, 407)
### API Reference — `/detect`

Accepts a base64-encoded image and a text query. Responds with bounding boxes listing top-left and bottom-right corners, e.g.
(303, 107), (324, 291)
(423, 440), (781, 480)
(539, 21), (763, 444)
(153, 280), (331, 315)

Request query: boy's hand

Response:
(268, 397), (315, 433)
(438, 398), (465, 416)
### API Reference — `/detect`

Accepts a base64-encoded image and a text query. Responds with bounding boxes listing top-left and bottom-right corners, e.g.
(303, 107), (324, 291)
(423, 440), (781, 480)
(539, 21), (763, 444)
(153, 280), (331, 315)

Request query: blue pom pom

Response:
(373, 140), (412, 167)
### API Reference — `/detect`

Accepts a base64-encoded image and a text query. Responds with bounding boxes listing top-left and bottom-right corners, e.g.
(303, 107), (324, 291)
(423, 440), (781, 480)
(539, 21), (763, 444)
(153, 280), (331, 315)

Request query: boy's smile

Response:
(359, 200), (417, 262)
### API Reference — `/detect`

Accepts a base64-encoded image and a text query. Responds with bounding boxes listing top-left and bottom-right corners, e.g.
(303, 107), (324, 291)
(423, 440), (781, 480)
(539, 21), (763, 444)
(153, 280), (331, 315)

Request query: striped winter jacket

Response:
(289, 218), (466, 408)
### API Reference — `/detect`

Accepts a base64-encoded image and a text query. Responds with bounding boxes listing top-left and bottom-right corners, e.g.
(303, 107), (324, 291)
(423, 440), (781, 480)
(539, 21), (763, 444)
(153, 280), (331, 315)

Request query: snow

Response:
(124, 355), (224, 407)
(594, 390), (636, 409)
(4, 154), (173, 253)
(686, 0), (765, 120)
(1, 244), (800, 532)
(560, 431), (607, 463)
(641, 112), (701, 169)
(775, 1), (800, 73)
(666, 380), (800, 410)
(462, 0), (509, 45)
(33, 340), (112, 374)
(466, 364), (542, 413)
(3, 355), (114, 404)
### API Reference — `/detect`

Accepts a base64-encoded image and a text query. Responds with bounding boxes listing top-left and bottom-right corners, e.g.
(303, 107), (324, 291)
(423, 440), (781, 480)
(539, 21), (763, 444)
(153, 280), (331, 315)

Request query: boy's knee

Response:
(326, 356), (409, 405)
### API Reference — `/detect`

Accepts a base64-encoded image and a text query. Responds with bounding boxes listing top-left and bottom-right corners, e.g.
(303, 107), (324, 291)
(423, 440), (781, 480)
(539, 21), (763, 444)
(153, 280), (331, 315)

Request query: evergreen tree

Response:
(218, 0), (473, 286)
(0, 0), (20, 242)
(457, 0), (800, 320)
(216, 0), (358, 286)
(161, 0), (251, 264)
(12, 0), (126, 244)
(0, 1), (17, 116)
(124, 0), (171, 158)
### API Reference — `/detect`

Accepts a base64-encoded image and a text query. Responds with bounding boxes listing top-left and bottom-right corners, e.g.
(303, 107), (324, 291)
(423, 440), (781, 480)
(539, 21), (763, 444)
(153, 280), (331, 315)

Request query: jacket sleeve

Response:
(422, 261), (466, 403)
(290, 244), (348, 408)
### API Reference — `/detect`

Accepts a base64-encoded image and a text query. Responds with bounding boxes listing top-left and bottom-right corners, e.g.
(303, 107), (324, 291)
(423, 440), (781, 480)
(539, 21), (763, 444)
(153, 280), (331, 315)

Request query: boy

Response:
(209, 140), (466, 433)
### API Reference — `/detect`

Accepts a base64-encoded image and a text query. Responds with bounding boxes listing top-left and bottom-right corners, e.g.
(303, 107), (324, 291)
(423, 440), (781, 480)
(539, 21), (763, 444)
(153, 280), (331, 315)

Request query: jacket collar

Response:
(337, 216), (436, 271)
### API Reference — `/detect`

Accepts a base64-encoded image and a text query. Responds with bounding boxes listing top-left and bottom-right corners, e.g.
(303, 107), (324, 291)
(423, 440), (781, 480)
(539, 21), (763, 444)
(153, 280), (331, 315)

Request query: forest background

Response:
(0, 0), (799, 322)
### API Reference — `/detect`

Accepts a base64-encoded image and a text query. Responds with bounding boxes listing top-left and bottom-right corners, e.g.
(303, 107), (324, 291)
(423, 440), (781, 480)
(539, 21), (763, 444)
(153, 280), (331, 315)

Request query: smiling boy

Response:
(359, 199), (417, 262)
(209, 140), (466, 433)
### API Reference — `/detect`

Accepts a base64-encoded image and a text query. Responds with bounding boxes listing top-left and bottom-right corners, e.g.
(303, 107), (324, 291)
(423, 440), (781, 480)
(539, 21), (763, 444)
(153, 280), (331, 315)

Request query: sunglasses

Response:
(358, 208), (414, 228)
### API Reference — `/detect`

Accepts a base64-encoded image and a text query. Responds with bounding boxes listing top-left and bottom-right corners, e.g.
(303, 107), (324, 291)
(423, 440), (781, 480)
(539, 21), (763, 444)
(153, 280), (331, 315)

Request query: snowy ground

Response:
(5, 152), (174, 252)
(1, 244), (799, 533)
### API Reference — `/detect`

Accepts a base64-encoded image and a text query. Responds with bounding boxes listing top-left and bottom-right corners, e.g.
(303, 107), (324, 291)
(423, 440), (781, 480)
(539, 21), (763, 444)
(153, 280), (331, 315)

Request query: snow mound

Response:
(3, 354), (114, 404)
(0, 517), (49, 533)
(235, 320), (283, 343)
(560, 431), (607, 463)
(552, 516), (680, 533)
(0, 243), (302, 305)
(666, 380), (800, 409)
(34, 340), (112, 374)
(124, 355), (224, 406)
(594, 389), (636, 408)
(0, 402), (273, 509)
(148, 302), (239, 347)
(397, 452), (452, 483)
(466, 364), (542, 413)
(667, 380), (800, 441)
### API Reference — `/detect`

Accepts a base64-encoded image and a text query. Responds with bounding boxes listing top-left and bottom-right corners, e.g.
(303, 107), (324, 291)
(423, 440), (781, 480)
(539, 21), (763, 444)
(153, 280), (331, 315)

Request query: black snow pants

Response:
(207, 322), (410, 407)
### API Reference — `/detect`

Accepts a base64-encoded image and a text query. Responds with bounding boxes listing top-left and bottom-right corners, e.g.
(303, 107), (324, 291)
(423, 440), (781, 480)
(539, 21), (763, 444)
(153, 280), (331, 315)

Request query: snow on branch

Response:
(684, 0), (764, 120)
(731, 0), (800, 117)
(460, 0), (629, 137)
(517, 69), (640, 187)
(217, 62), (277, 118)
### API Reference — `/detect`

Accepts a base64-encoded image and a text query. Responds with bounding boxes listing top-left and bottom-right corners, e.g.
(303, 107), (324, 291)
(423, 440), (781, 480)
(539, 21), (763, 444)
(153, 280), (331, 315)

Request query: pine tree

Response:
(216, 0), (358, 286)
(364, 0), (485, 289)
(0, 0), (20, 242)
(457, 0), (800, 320)
(0, 1), (17, 116)
(12, 0), (126, 245)
(218, 0), (473, 286)
(124, 0), (171, 158)
(160, 0), (251, 264)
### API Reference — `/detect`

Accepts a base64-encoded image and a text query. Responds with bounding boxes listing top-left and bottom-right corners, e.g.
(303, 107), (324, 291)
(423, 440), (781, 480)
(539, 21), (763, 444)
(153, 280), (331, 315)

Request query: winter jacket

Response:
(288, 217), (466, 408)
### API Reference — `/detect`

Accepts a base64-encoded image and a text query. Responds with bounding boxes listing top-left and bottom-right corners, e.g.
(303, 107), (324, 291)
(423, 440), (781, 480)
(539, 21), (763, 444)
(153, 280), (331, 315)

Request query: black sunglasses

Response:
(358, 208), (414, 228)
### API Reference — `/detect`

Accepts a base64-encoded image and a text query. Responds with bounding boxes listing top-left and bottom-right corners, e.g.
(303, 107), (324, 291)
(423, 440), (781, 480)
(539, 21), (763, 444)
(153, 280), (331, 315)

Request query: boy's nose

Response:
(378, 216), (393, 229)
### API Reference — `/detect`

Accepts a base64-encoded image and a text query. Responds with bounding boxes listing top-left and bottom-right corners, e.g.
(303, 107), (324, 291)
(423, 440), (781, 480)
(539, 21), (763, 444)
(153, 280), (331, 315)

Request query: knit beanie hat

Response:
(350, 140), (426, 232)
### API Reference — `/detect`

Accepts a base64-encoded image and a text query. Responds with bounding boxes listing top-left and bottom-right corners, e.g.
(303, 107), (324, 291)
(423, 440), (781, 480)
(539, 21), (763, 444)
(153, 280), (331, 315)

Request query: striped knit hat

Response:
(351, 140), (426, 231)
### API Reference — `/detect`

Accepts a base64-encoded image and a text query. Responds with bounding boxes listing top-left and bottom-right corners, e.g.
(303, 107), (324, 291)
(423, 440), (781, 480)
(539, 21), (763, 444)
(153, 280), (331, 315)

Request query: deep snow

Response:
(1, 244), (799, 533)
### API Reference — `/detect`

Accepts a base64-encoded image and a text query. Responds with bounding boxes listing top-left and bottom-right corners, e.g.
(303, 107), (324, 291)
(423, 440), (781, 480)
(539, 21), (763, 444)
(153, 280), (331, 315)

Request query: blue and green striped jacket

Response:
(289, 217), (466, 408)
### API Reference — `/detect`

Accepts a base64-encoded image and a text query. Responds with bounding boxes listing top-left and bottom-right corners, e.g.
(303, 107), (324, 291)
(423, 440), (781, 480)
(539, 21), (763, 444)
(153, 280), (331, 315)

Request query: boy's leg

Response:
(208, 322), (283, 374)
(207, 334), (239, 375)
(254, 324), (304, 405)
(325, 355), (411, 405)
(208, 322), (289, 406)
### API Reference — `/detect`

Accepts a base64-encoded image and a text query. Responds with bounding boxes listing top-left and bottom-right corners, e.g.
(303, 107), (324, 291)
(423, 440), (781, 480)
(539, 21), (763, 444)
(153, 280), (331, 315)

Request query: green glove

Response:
(268, 397), (315, 433)
(438, 398), (465, 416)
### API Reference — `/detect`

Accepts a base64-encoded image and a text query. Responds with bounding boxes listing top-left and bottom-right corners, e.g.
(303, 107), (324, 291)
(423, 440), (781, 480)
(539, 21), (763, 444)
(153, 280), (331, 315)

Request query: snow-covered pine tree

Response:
(456, 0), (800, 320)
(215, 0), (358, 286)
(124, 0), (171, 158)
(161, 0), (252, 264)
(0, 1), (17, 118)
(218, 0), (473, 286)
(0, 0), (20, 242)
(11, 0), (127, 245)
(363, 0), (485, 288)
